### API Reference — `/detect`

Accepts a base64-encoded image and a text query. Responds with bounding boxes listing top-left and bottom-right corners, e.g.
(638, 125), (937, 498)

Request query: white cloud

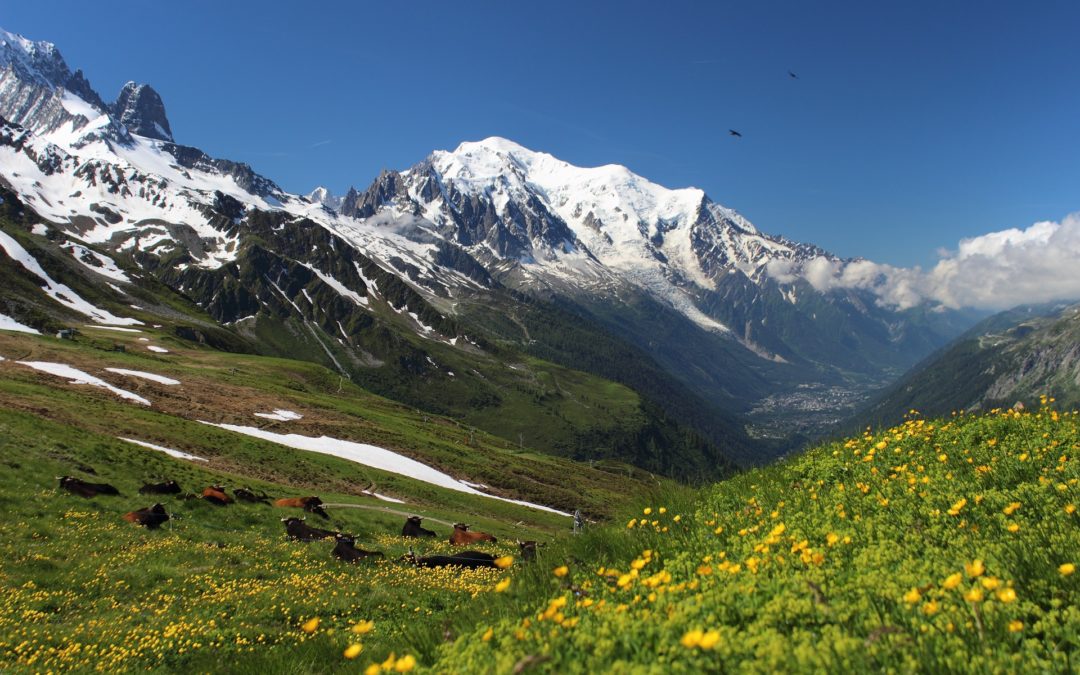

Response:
(767, 212), (1080, 311)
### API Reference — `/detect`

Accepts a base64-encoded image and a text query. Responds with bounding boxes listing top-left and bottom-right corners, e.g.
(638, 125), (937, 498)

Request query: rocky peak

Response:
(0, 27), (70, 89)
(110, 82), (173, 141)
(307, 186), (342, 211)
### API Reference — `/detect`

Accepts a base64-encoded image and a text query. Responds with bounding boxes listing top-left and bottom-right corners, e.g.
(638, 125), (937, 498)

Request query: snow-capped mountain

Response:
(339, 137), (832, 337)
(306, 186), (342, 211)
(0, 26), (974, 445)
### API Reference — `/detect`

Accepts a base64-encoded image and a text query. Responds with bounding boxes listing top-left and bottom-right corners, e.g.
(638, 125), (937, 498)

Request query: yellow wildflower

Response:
(553, 565), (569, 578)
(365, 665), (381, 675)
(343, 644), (363, 660)
(980, 577), (1001, 590)
(1003, 502), (1021, 515)
(922, 600), (940, 616)
(903, 588), (922, 604)
(1059, 563), (1075, 576)
(1008, 620), (1024, 632)
(996, 588), (1017, 603)
(643, 507), (653, 515)
(494, 578), (511, 592)
(942, 572), (963, 590)
(394, 654), (416, 672)
(699, 629), (721, 650)
(680, 629), (704, 648)
(494, 556), (514, 569)
(351, 620), (374, 635)
(300, 617), (320, 634)
(964, 588), (984, 603)
(481, 627), (493, 642)
(965, 559), (985, 578)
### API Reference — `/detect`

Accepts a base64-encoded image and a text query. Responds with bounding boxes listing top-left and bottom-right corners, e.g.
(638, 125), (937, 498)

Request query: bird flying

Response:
(788, 70), (799, 79)
(729, 129), (742, 137)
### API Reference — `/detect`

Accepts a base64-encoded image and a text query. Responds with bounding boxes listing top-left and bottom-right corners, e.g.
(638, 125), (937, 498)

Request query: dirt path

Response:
(323, 502), (456, 527)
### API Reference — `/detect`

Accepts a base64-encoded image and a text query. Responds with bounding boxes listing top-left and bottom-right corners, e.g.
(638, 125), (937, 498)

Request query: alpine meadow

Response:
(1, 4), (1078, 673)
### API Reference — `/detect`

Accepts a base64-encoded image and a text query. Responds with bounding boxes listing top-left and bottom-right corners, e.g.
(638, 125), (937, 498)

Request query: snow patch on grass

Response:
(119, 437), (207, 462)
(200, 422), (571, 516)
(16, 361), (150, 405)
(104, 368), (180, 386)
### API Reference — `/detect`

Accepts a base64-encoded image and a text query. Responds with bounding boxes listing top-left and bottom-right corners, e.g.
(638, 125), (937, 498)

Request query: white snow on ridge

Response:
(84, 324), (142, 333)
(16, 360), (150, 405)
(0, 312), (40, 334)
(0, 230), (141, 325)
(146, 345), (169, 353)
(302, 263), (368, 306)
(254, 409), (303, 421)
(104, 368), (180, 385)
(60, 241), (131, 282)
(119, 437), (207, 462)
(200, 422), (572, 517)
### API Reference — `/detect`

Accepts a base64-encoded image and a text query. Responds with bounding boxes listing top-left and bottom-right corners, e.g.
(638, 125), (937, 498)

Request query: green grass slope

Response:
(426, 406), (1079, 673)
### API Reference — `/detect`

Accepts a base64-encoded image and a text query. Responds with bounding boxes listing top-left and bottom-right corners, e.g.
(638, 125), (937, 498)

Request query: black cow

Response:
(139, 480), (181, 495)
(57, 476), (120, 498)
(331, 534), (384, 563)
(517, 540), (539, 561)
(122, 503), (170, 529)
(402, 515), (437, 538)
(281, 517), (338, 542)
(234, 488), (270, 504)
(405, 549), (498, 569)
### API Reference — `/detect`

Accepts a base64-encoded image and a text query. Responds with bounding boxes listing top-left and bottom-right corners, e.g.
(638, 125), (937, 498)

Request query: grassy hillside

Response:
(426, 405), (1078, 673)
(2, 344), (1075, 673)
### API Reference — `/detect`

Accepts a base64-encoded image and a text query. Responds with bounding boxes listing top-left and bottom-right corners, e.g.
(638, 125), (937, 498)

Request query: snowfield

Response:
(0, 230), (141, 326)
(16, 361), (150, 405)
(119, 437), (207, 462)
(0, 312), (40, 334)
(254, 409), (303, 421)
(200, 422), (571, 516)
(104, 368), (180, 385)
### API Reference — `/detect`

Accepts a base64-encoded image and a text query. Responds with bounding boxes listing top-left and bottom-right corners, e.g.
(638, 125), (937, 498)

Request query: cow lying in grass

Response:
(234, 488), (270, 504)
(281, 517), (337, 542)
(402, 515), (437, 538)
(139, 480), (181, 495)
(402, 549), (498, 569)
(274, 496), (329, 519)
(331, 534), (384, 563)
(202, 486), (233, 506)
(57, 476), (120, 498)
(122, 503), (170, 529)
(449, 523), (497, 545)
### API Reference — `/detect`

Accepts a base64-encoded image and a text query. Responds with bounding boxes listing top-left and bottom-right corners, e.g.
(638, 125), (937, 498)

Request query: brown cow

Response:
(57, 476), (120, 498)
(331, 534), (384, 563)
(449, 523), (497, 546)
(202, 485), (233, 506)
(274, 496), (328, 519)
(122, 503), (170, 529)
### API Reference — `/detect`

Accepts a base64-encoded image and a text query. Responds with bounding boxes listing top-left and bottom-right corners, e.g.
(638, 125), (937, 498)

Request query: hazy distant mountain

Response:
(848, 303), (1080, 430)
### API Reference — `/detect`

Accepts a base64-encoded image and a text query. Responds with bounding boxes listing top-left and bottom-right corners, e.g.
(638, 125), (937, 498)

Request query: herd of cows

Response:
(56, 476), (539, 569)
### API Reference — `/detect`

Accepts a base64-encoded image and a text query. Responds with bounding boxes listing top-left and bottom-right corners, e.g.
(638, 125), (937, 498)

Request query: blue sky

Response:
(5, 1), (1080, 268)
